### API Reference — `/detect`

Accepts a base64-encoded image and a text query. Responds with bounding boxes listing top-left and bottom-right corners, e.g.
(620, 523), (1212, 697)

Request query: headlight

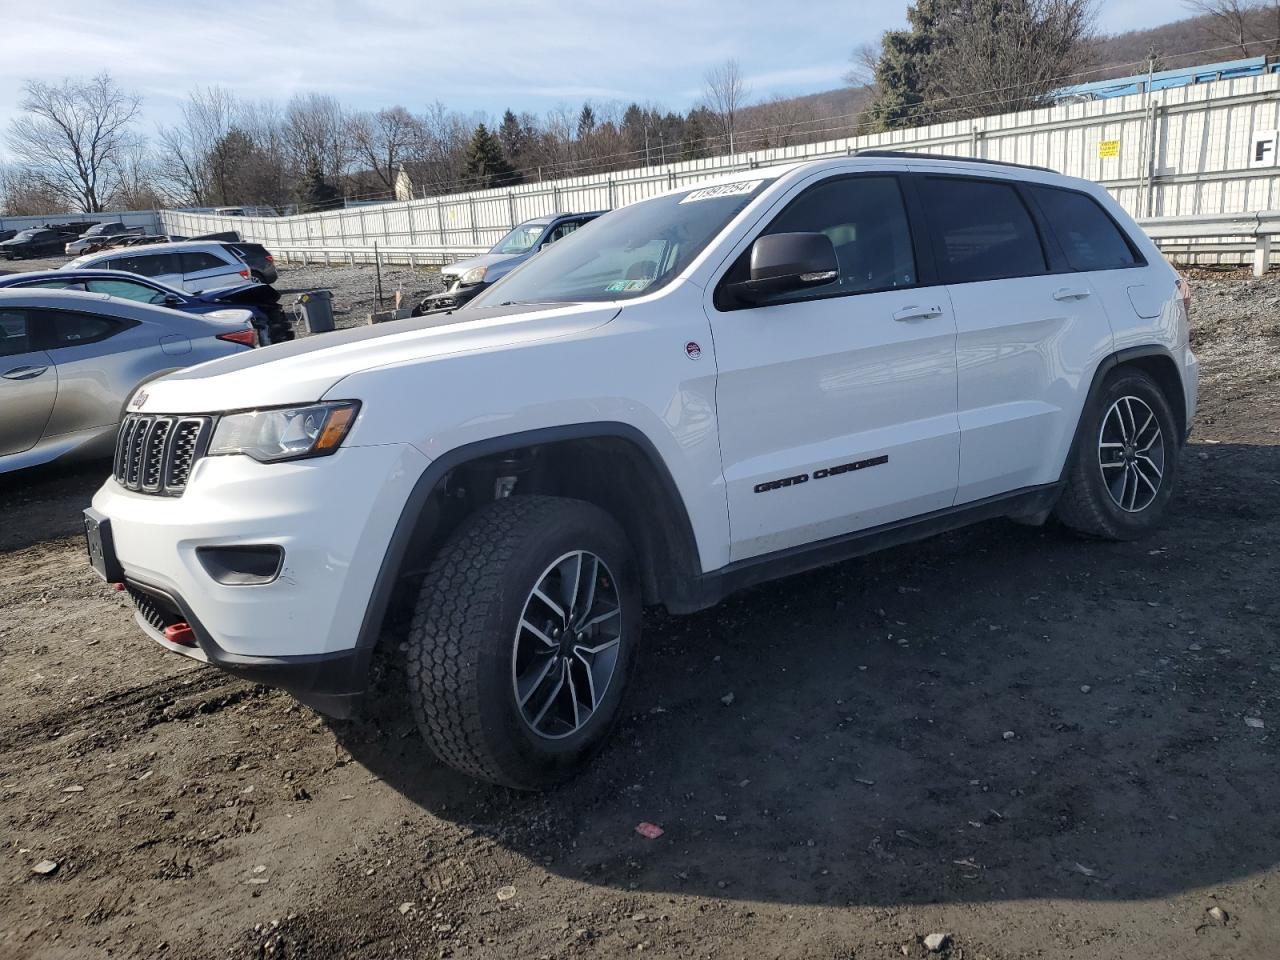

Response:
(208, 401), (359, 463)
(459, 265), (487, 286)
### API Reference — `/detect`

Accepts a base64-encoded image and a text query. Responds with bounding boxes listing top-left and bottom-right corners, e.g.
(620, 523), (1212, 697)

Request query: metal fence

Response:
(0, 209), (162, 234)
(158, 71), (1280, 264)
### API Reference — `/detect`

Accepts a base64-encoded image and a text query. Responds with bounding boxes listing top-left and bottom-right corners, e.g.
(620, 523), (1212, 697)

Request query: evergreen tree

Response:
(497, 109), (528, 168)
(576, 103), (596, 141)
(296, 158), (341, 211)
(463, 123), (519, 188)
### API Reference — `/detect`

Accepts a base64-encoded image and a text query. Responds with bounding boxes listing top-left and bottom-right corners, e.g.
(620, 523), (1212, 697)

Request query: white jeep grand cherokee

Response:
(86, 153), (1198, 788)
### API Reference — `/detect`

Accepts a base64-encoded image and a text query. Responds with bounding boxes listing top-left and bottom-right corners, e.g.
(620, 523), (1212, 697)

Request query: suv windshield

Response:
(490, 223), (547, 255)
(470, 179), (773, 306)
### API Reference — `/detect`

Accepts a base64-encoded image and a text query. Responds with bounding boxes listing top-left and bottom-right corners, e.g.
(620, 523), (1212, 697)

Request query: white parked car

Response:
(85, 153), (1197, 789)
(65, 241), (253, 293)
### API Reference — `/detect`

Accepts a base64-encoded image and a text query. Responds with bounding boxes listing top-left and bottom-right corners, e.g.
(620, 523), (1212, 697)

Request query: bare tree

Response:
(347, 106), (420, 195)
(1185, 0), (1280, 57)
(6, 73), (141, 212)
(0, 164), (70, 216)
(157, 86), (238, 205)
(843, 42), (883, 88)
(283, 93), (349, 184)
(108, 137), (166, 210)
(703, 59), (750, 153)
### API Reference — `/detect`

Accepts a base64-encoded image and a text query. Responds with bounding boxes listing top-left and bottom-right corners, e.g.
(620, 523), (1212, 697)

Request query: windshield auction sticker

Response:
(679, 180), (764, 203)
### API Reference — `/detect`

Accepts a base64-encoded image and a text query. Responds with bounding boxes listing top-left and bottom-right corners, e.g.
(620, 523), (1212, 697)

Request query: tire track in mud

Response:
(0, 668), (252, 755)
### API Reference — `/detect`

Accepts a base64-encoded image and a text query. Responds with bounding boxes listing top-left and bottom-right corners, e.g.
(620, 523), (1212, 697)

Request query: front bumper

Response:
(91, 441), (431, 711)
(419, 280), (487, 314)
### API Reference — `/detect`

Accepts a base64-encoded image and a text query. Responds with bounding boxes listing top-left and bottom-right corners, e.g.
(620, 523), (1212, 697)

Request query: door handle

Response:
(1052, 287), (1092, 301)
(893, 305), (944, 322)
(2, 365), (48, 381)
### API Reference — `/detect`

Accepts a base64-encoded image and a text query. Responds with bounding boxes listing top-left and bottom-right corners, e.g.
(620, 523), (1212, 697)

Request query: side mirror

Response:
(726, 232), (839, 305)
(164, 295), (182, 306)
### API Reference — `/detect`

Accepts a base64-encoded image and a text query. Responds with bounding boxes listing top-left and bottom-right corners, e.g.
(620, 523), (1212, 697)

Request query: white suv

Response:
(65, 241), (252, 293)
(85, 153), (1198, 788)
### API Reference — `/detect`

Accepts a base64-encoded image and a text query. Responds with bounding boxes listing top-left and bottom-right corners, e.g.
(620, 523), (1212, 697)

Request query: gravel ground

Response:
(0, 265), (1277, 960)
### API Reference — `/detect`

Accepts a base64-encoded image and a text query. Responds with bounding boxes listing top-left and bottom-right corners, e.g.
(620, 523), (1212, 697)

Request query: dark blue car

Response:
(0, 269), (294, 344)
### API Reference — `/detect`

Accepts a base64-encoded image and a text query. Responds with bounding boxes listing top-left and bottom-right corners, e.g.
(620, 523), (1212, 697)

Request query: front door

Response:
(0, 309), (57, 457)
(708, 173), (960, 562)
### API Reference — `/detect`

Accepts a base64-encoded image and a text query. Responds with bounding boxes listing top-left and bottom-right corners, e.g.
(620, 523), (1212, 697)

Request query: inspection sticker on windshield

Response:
(679, 180), (764, 203)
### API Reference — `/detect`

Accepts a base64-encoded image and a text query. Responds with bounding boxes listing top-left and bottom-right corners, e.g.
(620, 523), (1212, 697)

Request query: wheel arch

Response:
(349, 422), (704, 689)
(1059, 343), (1189, 486)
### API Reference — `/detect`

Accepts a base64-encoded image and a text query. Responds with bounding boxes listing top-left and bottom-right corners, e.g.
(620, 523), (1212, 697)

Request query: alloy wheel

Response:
(511, 550), (623, 739)
(1098, 395), (1165, 513)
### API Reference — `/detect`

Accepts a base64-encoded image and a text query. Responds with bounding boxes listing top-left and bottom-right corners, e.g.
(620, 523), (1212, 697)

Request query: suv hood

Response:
(133, 301), (618, 413)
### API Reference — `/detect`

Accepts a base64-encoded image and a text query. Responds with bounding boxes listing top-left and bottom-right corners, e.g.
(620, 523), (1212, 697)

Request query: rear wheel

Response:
(404, 496), (640, 789)
(1054, 367), (1179, 540)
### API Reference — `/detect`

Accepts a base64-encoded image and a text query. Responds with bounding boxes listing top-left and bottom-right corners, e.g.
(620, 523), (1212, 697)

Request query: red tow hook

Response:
(164, 623), (197, 647)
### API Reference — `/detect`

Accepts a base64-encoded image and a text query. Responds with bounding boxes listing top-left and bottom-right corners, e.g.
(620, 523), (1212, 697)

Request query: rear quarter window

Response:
(181, 251), (231, 273)
(1029, 185), (1140, 271)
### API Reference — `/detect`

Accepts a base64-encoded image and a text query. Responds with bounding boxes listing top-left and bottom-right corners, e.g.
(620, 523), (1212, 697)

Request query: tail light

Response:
(239, 268), (251, 279)
(217, 327), (257, 347)
(264, 254), (274, 263)
(1176, 273), (1193, 314)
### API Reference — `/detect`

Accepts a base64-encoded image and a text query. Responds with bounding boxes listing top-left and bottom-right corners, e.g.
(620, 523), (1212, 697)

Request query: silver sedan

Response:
(0, 288), (256, 474)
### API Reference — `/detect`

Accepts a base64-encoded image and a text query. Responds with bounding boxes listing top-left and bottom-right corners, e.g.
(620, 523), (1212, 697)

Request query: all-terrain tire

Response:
(1054, 367), (1180, 540)
(404, 495), (640, 789)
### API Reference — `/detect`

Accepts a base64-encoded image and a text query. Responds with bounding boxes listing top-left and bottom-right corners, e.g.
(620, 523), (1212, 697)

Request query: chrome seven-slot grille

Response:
(114, 414), (212, 496)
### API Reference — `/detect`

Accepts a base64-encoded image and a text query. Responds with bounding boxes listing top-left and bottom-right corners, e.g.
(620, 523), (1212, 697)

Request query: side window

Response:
(181, 251), (230, 273)
(37, 310), (131, 349)
(0, 310), (32, 357)
(545, 221), (584, 245)
(1029, 186), (1139, 272)
(86, 279), (167, 304)
(918, 177), (1047, 283)
(112, 253), (178, 277)
(24, 279), (87, 291)
(725, 175), (918, 304)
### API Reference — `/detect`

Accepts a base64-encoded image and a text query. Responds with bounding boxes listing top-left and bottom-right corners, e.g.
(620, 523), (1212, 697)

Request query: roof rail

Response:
(854, 150), (1055, 174)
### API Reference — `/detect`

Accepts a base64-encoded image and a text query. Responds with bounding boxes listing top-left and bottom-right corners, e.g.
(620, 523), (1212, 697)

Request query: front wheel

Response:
(1054, 367), (1180, 540)
(405, 496), (640, 789)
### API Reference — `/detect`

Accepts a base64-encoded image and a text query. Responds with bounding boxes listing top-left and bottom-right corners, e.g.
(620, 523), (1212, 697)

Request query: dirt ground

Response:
(1, 265), (1278, 960)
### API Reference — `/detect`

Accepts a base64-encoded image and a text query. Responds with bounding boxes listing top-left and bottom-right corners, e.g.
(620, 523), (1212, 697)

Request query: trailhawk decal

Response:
(679, 180), (764, 203)
(753, 455), (889, 494)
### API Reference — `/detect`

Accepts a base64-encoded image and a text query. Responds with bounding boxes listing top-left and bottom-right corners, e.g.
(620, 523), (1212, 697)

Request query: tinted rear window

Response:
(1030, 186), (1139, 271)
(918, 177), (1047, 284)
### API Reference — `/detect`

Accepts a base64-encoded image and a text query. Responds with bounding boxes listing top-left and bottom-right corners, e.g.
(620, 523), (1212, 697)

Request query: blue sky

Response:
(0, 0), (1188, 139)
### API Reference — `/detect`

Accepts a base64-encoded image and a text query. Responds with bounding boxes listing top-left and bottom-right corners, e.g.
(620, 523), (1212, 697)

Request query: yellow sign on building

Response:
(1098, 139), (1120, 158)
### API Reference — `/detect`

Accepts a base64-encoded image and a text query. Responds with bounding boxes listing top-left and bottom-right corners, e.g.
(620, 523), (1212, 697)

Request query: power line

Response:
(194, 35), (1280, 210)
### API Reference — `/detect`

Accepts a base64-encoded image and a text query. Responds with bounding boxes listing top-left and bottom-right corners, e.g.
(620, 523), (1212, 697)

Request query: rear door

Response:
(913, 173), (1114, 503)
(1022, 183), (1158, 349)
(0, 309), (58, 457)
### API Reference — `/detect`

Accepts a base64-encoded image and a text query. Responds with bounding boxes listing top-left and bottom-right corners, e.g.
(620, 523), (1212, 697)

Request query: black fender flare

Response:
(1057, 343), (1187, 487)
(346, 421), (704, 689)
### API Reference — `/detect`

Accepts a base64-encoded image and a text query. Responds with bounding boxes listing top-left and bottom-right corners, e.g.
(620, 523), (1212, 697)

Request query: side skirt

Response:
(664, 482), (1064, 614)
